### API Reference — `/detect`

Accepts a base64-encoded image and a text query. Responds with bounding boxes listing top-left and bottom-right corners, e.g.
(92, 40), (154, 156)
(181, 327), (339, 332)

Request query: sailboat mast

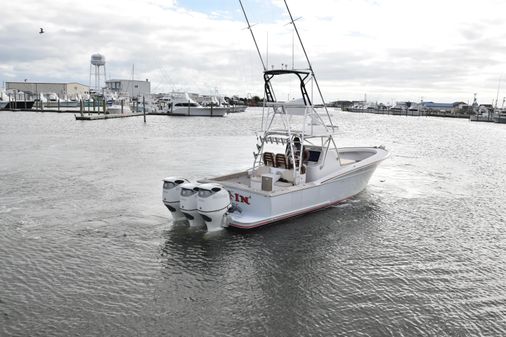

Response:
(131, 64), (135, 98)
(495, 76), (501, 109)
(238, 0), (266, 71)
(282, 0), (334, 128)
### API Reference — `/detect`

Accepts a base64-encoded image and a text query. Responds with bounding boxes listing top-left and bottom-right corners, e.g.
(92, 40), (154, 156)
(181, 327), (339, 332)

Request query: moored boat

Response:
(0, 90), (35, 110)
(167, 92), (228, 117)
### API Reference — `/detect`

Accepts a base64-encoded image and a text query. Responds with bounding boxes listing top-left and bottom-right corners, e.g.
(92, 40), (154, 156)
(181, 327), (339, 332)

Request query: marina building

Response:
(105, 79), (151, 98)
(5, 82), (89, 98)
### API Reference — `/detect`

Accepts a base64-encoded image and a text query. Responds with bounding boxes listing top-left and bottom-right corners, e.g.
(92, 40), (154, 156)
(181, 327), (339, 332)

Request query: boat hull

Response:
(198, 146), (388, 230)
(169, 106), (228, 117)
(223, 162), (379, 229)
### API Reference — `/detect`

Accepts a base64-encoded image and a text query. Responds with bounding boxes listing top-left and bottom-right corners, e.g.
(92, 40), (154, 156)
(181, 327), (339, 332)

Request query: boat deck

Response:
(200, 147), (385, 198)
(201, 169), (303, 196)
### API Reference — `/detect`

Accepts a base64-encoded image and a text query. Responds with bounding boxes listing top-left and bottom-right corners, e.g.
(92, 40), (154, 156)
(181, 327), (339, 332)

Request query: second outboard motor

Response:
(197, 183), (231, 231)
(179, 183), (205, 227)
(162, 177), (189, 222)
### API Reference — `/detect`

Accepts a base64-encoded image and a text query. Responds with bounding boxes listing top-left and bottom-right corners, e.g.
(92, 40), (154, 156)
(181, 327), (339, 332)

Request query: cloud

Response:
(1, 0), (506, 103)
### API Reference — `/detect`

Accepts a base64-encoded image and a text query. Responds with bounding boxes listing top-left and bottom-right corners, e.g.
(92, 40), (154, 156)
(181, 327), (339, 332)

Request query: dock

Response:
(470, 114), (506, 124)
(75, 113), (145, 120)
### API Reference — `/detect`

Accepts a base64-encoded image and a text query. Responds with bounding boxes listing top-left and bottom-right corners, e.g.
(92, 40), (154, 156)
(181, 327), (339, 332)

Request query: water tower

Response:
(89, 53), (107, 92)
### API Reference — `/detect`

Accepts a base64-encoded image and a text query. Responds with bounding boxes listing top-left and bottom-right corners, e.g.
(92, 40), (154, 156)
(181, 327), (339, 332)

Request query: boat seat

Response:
(263, 152), (276, 167)
(275, 153), (292, 169)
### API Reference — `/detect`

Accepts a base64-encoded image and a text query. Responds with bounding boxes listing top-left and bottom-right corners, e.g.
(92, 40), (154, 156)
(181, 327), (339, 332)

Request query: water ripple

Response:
(1, 110), (505, 336)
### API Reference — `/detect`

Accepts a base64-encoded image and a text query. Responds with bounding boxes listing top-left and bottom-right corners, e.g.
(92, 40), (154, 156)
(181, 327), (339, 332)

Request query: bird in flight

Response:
(39, 28), (44, 34)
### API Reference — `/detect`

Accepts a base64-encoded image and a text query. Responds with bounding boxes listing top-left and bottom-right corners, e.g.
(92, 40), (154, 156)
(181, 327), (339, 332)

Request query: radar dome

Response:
(90, 53), (106, 66)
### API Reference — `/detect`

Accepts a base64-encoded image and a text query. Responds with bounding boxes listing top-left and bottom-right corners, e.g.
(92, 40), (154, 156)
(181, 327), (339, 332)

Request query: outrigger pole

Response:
(282, 0), (335, 129)
(238, 0), (266, 71)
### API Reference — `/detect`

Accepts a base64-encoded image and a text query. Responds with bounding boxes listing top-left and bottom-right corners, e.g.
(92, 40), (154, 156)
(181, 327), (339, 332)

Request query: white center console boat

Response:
(162, 1), (389, 231)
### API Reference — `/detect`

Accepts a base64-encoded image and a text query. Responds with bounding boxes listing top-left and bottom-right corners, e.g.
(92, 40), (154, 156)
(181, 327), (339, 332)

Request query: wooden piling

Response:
(143, 96), (146, 123)
(79, 99), (84, 117)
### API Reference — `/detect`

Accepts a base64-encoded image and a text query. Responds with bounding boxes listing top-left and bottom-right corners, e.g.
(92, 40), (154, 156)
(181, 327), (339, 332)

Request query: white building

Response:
(105, 79), (151, 98)
(6, 82), (90, 98)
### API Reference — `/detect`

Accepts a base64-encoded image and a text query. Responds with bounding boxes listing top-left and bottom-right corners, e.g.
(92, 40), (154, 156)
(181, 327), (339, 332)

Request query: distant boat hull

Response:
(107, 104), (132, 114)
(44, 101), (80, 108)
(228, 105), (247, 113)
(1, 101), (35, 110)
(169, 106), (228, 117)
(470, 115), (493, 122)
(494, 114), (506, 123)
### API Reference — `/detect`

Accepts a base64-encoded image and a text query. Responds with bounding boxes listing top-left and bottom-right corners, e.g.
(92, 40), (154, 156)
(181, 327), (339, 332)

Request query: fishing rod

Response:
(283, 0), (335, 129)
(238, 0), (266, 71)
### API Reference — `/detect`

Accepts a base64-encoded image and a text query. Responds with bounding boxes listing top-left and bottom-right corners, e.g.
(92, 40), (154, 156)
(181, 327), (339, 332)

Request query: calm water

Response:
(0, 109), (505, 337)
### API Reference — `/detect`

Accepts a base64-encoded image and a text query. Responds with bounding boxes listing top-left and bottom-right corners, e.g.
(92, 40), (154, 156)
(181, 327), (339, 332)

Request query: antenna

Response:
(238, 0), (266, 71)
(292, 28), (294, 69)
(282, 0), (334, 128)
(266, 32), (269, 70)
(284, 16), (301, 69)
(495, 75), (502, 108)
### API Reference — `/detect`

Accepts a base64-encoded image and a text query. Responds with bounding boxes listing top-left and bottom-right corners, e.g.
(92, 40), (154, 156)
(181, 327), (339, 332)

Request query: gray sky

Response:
(1, 0), (506, 104)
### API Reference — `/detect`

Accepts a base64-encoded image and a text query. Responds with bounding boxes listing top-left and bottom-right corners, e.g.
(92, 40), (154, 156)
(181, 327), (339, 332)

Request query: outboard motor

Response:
(179, 183), (205, 227)
(162, 177), (189, 222)
(197, 183), (231, 231)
